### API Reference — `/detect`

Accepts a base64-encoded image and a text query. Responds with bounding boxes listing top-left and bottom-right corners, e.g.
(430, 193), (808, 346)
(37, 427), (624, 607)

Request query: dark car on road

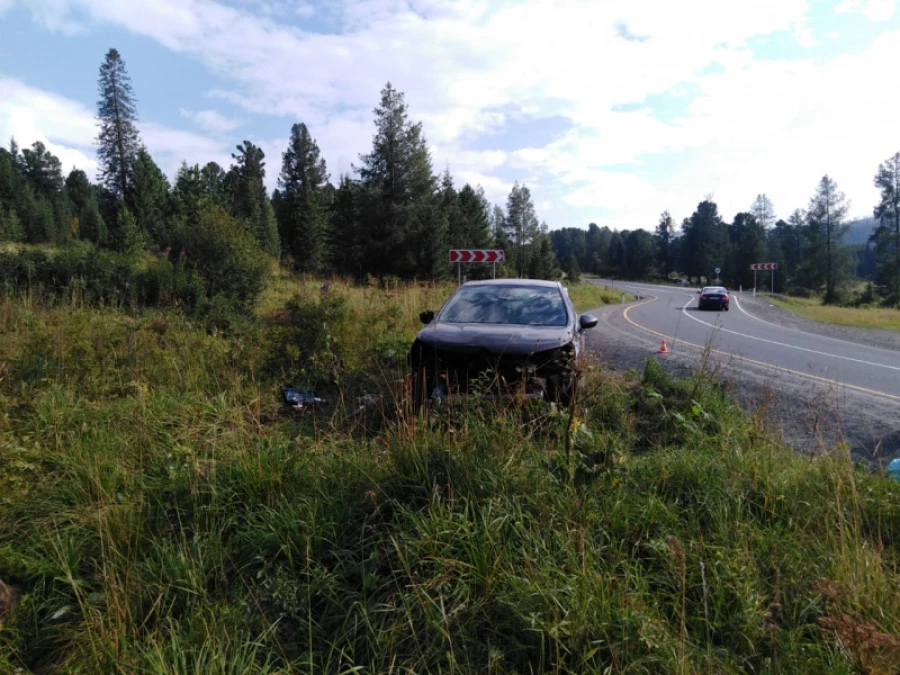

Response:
(409, 279), (598, 406)
(698, 286), (730, 311)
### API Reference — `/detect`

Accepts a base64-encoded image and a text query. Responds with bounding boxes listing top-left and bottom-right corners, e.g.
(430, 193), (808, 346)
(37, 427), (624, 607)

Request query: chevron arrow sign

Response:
(449, 249), (504, 263)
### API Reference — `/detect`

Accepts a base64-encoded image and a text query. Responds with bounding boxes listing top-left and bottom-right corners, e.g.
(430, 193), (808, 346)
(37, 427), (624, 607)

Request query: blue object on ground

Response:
(282, 388), (325, 407)
(888, 458), (900, 481)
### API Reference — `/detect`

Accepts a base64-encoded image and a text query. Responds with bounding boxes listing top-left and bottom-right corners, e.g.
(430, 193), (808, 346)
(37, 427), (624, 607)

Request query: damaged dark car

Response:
(409, 279), (598, 406)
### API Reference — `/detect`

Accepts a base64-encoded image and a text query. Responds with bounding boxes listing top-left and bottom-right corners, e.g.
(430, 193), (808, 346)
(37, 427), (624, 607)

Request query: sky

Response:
(2, 0), (899, 232)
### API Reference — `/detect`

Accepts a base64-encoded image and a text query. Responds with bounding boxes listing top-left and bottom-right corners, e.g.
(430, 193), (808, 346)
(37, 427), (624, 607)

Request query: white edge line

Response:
(681, 297), (900, 373)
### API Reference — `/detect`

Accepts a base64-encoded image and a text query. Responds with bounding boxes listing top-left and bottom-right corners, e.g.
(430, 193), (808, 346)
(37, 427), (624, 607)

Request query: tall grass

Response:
(1, 279), (899, 673)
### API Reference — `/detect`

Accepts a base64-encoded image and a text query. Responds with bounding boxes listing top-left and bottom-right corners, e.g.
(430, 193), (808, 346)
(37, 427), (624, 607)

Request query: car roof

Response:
(460, 279), (563, 289)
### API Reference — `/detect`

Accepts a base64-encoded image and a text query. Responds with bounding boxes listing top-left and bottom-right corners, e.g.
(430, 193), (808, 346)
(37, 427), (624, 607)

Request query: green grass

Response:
(767, 294), (900, 331)
(565, 280), (629, 311)
(1, 277), (899, 673)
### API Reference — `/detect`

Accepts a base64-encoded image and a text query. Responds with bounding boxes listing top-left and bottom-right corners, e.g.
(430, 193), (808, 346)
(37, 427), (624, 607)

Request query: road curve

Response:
(584, 279), (900, 461)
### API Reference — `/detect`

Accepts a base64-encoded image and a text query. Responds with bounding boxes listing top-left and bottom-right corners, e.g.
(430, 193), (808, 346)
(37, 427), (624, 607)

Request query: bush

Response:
(169, 207), (271, 312)
(133, 259), (204, 310)
(0, 245), (203, 310)
(264, 293), (348, 389)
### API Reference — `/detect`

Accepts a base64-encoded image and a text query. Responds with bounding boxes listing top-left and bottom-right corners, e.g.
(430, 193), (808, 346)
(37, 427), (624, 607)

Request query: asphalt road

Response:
(584, 279), (900, 462)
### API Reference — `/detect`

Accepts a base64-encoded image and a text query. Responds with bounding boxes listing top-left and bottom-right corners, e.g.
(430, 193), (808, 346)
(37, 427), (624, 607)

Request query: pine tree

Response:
(460, 185), (492, 247)
(65, 169), (107, 244)
(608, 231), (625, 275)
(528, 231), (560, 280)
(871, 152), (900, 306)
(96, 48), (141, 199)
(227, 141), (279, 256)
(21, 141), (63, 196)
(566, 254), (581, 283)
(355, 83), (442, 279)
(504, 182), (540, 277)
(806, 175), (850, 304)
(112, 202), (143, 254)
(328, 175), (366, 277)
(277, 122), (329, 273)
(200, 162), (228, 209)
(624, 229), (656, 279)
(729, 212), (767, 290)
(172, 163), (204, 219)
(0, 207), (24, 242)
(681, 200), (726, 284)
(127, 148), (170, 246)
(654, 210), (675, 276)
(751, 193), (776, 229)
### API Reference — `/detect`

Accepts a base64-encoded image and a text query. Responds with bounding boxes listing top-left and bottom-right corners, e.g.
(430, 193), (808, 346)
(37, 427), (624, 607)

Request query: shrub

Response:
(169, 206), (270, 312)
(264, 292), (348, 389)
(0, 245), (203, 310)
(133, 260), (204, 310)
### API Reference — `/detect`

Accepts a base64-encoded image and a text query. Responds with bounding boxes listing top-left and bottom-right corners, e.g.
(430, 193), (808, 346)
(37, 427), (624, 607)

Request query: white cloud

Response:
(793, 24), (820, 47)
(20, 0), (809, 140)
(0, 73), (237, 184)
(836, 0), (897, 21)
(180, 108), (243, 134)
(10, 0), (899, 231)
(0, 75), (97, 173)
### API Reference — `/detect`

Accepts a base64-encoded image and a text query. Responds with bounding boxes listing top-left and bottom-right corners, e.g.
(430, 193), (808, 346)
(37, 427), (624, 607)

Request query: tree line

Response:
(2, 47), (899, 307)
(0, 48), (559, 298)
(551, 171), (900, 306)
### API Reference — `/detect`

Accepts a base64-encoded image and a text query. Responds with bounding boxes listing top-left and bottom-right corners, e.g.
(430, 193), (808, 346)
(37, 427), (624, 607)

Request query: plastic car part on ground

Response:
(282, 388), (327, 408)
(888, 458), (900, 481)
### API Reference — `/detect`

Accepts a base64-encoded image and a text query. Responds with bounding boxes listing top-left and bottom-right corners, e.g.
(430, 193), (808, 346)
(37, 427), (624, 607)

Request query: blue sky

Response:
(2, 0), (900, 231)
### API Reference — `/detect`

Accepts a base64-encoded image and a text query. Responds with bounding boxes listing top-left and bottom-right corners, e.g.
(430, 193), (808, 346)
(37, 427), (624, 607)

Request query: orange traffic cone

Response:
(657, 339), (670, 354)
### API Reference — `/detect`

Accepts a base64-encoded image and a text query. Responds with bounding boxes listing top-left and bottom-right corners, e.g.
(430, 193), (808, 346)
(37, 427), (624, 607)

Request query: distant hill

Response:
(846, 217), (878, 245)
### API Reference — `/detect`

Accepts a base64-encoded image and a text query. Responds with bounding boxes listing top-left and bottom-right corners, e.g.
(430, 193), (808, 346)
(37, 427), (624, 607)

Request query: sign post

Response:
(449, 250), (505, 284)
(750, 263), (777, 294)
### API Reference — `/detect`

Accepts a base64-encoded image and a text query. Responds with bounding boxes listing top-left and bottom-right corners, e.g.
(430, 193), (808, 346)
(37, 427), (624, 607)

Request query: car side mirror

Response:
(697, 290), (701, 294)
(579, 314), (598, 329)
(419, 310), (434, 324)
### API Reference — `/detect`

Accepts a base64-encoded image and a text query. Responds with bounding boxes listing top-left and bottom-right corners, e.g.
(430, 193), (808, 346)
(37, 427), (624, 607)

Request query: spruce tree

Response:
(127, 148), (170, 246)
(503, 182), (539, 277)
(227, 141), (279, 256)
(21, 141), (64, 196)
(328, 175), (365, 278)
(277, 123), (329, 273)
(654, 210), (675, 276)
(96, 48), (141, 199)
(806, 175), (850, 304)
(871, 153), (900, 306)
(355, 83), (442, 279)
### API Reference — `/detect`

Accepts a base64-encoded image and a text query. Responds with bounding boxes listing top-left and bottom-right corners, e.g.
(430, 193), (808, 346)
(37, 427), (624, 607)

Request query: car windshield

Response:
(438, 284), (568, 326)
(703, 287), (727, 294)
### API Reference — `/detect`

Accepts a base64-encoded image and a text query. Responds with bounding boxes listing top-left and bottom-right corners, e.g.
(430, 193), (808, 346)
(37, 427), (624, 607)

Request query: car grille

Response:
(419, 344), (574, 400)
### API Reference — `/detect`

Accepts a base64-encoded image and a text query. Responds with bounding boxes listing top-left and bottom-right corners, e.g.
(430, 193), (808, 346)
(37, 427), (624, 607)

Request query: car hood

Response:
(416, 322), (576, 356)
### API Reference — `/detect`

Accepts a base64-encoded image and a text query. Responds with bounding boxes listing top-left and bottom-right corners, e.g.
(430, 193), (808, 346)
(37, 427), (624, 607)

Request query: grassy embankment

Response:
(767, 294), (900, 332)
(1, 270), (899, 674)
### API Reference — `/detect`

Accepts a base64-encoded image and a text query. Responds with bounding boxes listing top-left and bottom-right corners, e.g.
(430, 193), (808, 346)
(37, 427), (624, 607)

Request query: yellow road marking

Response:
(622, 296), (900, 403)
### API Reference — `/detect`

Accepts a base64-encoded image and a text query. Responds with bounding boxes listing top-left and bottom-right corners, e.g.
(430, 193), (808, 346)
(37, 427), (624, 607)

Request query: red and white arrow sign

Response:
(449, 249), (504, 263)
(750, 262), (778, 271)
